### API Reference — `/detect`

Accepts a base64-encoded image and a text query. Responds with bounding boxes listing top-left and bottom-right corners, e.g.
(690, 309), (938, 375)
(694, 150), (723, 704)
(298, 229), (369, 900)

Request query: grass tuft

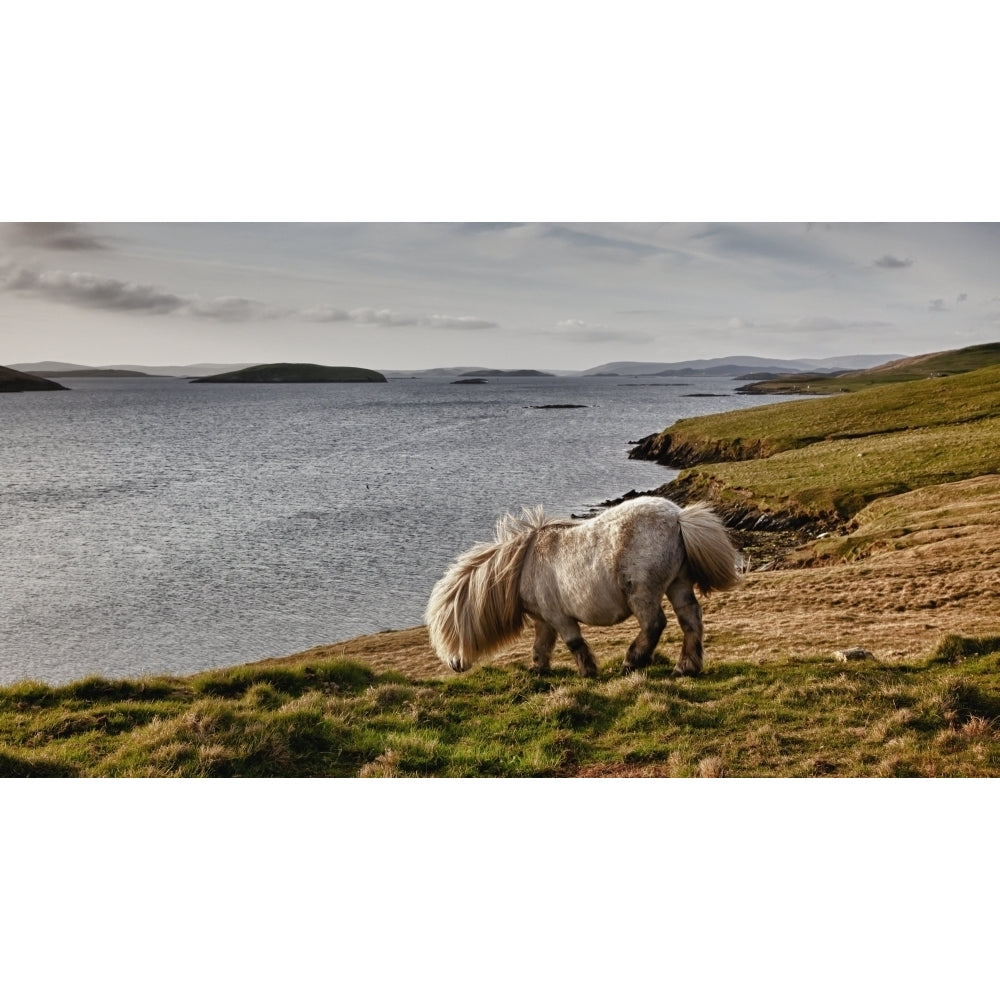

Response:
(928, 634), (1000, 665)
(3, 643), (999, 775)
(697, 756), (726, 777)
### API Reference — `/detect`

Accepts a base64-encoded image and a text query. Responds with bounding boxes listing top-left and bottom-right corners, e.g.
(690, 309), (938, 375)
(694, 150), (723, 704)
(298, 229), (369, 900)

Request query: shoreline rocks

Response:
(627, 431), (773, 467)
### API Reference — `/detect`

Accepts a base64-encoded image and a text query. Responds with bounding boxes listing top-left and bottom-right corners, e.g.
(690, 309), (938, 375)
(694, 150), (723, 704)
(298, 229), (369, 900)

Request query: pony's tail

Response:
(677, 502), (742, 595)
(424, 512), (540, 671)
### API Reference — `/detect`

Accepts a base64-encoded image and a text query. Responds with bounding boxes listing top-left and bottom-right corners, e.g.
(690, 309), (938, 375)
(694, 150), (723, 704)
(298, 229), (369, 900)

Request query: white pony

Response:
(425, 496), (740, 678)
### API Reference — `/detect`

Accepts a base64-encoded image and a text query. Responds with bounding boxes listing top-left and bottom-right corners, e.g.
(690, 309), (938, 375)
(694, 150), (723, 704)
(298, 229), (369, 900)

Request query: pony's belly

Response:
(522, 583), (629, 629)
(564, 591), (631, 627)
(585, 607), (631, 627)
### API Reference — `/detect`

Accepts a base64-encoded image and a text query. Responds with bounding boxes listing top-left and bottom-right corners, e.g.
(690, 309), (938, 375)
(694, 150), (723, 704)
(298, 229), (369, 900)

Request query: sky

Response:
(5, 6), (998, 374)
(3, 221), (1000, 371)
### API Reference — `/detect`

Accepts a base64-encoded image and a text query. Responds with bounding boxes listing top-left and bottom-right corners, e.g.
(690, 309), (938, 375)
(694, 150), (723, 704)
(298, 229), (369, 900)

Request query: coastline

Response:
(8, 358), (1000, 688)
(5, 385), (1000, 776)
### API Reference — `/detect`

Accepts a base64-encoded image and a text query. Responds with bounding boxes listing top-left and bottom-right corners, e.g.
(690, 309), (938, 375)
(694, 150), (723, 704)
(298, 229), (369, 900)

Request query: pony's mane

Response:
(425, 506), (577, 669)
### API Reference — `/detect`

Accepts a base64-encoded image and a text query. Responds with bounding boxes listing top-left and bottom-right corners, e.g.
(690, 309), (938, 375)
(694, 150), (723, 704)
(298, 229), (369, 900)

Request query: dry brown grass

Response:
(262, 475), (1000, 681)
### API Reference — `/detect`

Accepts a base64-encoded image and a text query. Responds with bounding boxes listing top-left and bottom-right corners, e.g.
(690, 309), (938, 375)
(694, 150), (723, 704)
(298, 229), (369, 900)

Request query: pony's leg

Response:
(547, 617), (598, 677)
(566, 634), (599, 678)
(666, 578), (704, 677)
(622, 593), (667, 674)
(530, 618), (557, 674)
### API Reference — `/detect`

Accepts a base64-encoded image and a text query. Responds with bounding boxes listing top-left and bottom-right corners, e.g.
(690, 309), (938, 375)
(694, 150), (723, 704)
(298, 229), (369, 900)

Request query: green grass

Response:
(635, 362), (1000, 464)
(3, 640), (1000, 776)
(635, 362), (1000, 520)
(685, 414), (1000, 519)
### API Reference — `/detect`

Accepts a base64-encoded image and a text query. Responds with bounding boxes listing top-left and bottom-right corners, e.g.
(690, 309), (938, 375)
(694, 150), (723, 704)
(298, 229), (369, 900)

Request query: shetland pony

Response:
(425, 496), (740, 677)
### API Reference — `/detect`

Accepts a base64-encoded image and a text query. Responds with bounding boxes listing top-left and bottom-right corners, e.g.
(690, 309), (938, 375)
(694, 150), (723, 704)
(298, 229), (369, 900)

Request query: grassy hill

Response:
(191, 363), (387, 383)
(737, 342), (1000, 394)
(629, 362), (1000, 520)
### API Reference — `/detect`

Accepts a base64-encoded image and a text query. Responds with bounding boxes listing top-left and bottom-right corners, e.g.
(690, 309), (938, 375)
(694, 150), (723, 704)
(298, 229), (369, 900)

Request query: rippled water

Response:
(1, 375), (785, 684)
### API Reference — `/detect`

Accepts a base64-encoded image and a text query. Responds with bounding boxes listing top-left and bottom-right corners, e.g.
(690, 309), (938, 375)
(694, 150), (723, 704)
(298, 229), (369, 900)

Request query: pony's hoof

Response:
(672, 662), (702, 678)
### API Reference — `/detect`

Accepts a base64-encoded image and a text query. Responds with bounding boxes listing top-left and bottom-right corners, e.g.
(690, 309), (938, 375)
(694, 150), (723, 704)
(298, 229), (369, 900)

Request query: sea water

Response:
(1, 375), (785, 684)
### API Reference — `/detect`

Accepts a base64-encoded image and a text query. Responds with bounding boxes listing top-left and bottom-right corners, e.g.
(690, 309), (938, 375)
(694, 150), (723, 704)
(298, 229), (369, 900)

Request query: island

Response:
(0, 365), (69, 392)
(190, 363), (388, 384)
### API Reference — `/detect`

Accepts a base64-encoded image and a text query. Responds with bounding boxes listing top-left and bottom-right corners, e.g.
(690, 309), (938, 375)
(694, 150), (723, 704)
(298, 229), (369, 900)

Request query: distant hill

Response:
(652, 365), (802, 378)
(21, 368), (159, 378)
(190, 363), (388, 384)
(463, 368), (554, 378)
(579, 354), (906, 377)
(11, 361), (265, 378)
(11, 356), (910, 380)
(9, 360), (96, 372)
(0, 365), (69, 392)
(121, 362), (263, 378)
(737, 342), (1000, 395)
(381, 366), (556, 377)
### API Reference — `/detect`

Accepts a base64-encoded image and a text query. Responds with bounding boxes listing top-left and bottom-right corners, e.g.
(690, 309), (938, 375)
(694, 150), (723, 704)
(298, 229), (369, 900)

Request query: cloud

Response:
(569, 330), (653, 345)
(553, 318), (652, 345)
(0, 260), (283, 320)
(787, 315), (892, 332)
(1, 262), (187, 312)
(188, 296), (290, 321)
(0, 258), (498, 329)
(423, 314), (497, 330)
(457, 222), (526, 235)
(347, 307), (417, 326)
(1, 222), (109, 251)
(298, 305), (351, 322)
(541, 225), (667, 258)
(712, 314), (892, 335)
(299, 305), (496, 329)
(874, 254), (914, 268)
(691, 223), (848, 271)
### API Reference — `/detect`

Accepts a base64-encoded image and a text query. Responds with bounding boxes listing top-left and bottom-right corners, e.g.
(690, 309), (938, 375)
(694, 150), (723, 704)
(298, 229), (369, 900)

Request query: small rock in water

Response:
(834, 647), (876, 662)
